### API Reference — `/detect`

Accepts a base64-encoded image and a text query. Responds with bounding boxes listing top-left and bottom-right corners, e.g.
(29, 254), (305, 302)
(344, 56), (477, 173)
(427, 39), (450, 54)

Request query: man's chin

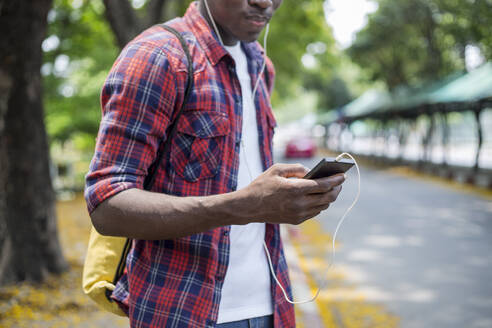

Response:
(242, 32), (263, 43)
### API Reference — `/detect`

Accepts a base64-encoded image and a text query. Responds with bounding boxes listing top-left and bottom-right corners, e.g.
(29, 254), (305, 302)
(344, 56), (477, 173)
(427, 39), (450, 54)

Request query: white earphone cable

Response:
(202, 0), (361, 305)
(203, 0), (269, 102)
(252, 23), (270, 100)
(263, 153), (361, 304)
(330, 153), (361, 270)
(203, 0), (224, 45)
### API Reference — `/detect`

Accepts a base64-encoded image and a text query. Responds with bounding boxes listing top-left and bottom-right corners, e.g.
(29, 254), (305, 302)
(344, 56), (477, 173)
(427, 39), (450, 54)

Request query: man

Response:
(85, 0), (345, 327)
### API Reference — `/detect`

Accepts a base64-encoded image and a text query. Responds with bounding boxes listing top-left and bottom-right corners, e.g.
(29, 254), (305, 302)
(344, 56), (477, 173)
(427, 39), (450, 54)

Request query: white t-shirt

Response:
(216, 42), (273, 324)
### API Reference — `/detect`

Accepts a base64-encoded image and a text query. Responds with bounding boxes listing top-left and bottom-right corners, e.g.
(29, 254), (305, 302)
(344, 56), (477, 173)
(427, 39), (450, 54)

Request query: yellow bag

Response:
(81, 24), (193, 316)
(82, 228), (129, 316)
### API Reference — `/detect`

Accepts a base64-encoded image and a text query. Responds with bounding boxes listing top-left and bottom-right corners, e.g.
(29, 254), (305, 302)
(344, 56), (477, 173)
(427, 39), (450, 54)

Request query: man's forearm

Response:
(90, 188), (253, 240)
(89, 164), (346, 240)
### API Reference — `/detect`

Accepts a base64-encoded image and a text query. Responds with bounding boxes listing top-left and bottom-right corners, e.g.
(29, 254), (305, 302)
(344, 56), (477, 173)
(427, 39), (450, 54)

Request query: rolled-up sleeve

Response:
(85, 41), (177, 213)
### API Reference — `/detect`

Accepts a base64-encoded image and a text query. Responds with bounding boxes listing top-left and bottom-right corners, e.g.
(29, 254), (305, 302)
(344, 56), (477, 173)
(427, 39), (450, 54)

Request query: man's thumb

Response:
(273, 163), (309, 178)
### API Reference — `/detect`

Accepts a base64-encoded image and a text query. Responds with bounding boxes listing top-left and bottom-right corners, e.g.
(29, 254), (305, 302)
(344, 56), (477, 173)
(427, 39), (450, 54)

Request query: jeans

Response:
(215, 315), (273, 328)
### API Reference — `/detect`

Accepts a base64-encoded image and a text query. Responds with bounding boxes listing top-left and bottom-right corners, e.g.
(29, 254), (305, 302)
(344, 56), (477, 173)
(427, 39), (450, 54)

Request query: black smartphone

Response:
(303, 157), (355, 179)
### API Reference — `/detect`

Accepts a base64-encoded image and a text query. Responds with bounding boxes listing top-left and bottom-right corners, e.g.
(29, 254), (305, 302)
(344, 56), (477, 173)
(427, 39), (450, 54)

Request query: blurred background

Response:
(0, 0), (491, 327)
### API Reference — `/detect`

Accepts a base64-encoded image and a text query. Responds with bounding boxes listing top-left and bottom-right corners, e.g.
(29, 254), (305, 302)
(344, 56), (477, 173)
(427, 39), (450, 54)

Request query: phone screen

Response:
(303, 157), (354, 179)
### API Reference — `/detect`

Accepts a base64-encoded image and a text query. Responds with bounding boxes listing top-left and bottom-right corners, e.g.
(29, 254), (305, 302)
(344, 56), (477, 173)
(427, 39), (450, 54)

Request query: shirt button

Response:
(228, 65), (235, 73)
(223, 230), (229, 236)
(216, 275), (223, 282)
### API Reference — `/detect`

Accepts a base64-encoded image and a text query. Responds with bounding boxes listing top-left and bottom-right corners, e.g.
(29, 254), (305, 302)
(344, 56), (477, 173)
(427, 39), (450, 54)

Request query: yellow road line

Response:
(385, 166), (492, 200)
(286, 224), (338, 327)
(287, 220), (400, 327)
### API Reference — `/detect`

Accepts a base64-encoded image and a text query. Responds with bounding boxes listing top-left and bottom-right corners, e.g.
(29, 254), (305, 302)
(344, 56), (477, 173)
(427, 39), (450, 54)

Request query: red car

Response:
(284, 136), (317, 158)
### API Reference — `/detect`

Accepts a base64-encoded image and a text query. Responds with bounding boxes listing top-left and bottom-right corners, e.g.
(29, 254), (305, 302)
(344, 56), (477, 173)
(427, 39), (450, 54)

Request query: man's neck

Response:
(198, 0), (239, 46)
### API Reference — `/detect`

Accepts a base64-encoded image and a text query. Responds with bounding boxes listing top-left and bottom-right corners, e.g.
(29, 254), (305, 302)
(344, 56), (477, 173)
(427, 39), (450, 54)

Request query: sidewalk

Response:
(283, 222), (399, 328)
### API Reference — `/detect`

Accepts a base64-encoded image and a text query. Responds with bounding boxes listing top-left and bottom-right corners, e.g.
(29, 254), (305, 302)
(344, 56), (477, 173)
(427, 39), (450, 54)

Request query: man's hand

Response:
(242, 163), (345, 225)
(90, 163), (345, 239)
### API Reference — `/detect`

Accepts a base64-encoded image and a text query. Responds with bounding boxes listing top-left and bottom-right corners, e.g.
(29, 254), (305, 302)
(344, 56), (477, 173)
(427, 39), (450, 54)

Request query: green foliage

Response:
(266, 0), (337, 105)
(44, 0), (118, 150)
(436, 0), (492, 59)
(43, 0), (337, 149)
(302, 49), (353, 112)
(348, 0), (492, 90)
(313, 75), (352, 111)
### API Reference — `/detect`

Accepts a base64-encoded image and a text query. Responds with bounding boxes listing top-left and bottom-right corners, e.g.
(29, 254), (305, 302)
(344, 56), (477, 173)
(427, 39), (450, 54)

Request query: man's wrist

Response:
(200, 188), (260, 226)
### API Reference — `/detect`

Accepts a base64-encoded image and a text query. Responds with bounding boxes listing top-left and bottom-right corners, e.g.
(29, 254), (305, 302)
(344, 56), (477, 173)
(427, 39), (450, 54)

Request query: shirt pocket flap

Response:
(177, 111), (230, 138)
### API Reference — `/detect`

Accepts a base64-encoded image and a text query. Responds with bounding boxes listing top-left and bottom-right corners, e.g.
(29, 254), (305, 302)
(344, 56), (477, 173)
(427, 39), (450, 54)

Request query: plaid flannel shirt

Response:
(85, 3), (295, 327)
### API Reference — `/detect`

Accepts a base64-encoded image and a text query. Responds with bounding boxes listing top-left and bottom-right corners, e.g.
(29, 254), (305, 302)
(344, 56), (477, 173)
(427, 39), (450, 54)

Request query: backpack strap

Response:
(107, 24), (194, 302)
(264, 63), (270, 93)
(143, 24), (194, 190)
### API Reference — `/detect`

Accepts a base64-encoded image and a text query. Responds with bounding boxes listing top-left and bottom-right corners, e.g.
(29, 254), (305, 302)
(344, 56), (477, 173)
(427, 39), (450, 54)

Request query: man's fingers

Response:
(283, 172), (345, 195)
(295, 205), (327, 224)
(305, 185), (342, 206)
(272, 163), (309, 178)
(305, 173), (345, 194)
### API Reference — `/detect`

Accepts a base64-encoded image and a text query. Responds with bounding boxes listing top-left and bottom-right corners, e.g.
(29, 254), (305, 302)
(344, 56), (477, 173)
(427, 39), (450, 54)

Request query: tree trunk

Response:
(146, 0), (169, 26)
(474, 108), (483, 172)
(441, 111), (449, 166)
(397, 119), (408, 162)
(102, 0), (185, 50)
(420, 3), (442, 79)
(102, 0), (143, 49)
(0, 66), (12, 283)
(422, 113), (435, 164)
(0, 0), (67, 284)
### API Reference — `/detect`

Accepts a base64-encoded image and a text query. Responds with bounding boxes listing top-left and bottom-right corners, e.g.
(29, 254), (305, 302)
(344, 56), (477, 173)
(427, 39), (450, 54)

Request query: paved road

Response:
(279, 155), (492, 328)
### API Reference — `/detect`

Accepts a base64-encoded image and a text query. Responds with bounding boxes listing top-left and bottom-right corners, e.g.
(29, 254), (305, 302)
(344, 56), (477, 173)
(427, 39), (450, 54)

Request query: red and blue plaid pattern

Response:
(85, 3), (295, 327)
